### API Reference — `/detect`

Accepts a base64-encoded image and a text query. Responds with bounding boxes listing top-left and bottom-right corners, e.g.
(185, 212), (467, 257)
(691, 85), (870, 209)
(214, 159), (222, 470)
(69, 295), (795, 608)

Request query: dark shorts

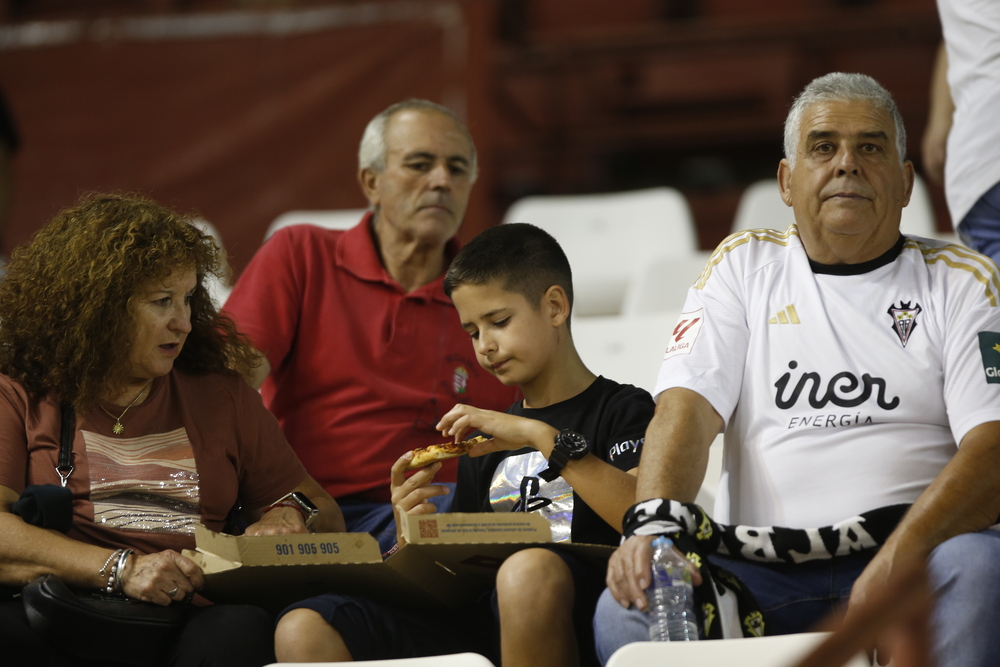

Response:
(0, 600), (275, 667)
(279, 547), (606, 665)
(280, 591), (496, 662)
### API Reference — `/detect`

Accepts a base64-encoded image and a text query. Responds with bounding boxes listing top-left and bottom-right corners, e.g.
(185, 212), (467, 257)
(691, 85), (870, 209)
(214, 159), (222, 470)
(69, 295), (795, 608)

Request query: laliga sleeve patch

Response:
(978, 331), (1000, 384)
(664, 309), (704, 361)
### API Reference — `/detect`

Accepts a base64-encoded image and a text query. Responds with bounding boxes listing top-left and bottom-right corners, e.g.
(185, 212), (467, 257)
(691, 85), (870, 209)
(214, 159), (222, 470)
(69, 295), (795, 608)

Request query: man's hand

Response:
(436, 404), (557, 457)
(121, 550), (204, 606)
(806, 560), (932, 667)
(244, 505), (310, 536)
(846, 542), (915, 665)
(390, 452), (450, 547)
(607, 535), (656, 611)
(606, 534), (703, 612)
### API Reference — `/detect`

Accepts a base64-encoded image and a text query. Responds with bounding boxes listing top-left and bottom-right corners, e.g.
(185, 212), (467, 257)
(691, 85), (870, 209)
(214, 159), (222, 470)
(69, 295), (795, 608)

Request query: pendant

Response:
(112, 422), (124, 435)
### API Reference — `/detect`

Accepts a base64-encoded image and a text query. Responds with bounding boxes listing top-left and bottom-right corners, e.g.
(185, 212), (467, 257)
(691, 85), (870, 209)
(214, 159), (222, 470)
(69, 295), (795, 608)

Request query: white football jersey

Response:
(655, 226), (1000, 527)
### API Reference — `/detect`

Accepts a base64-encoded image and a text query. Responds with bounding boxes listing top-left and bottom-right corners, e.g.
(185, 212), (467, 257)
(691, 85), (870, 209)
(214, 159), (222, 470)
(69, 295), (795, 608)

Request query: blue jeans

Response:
(958, 180), (1000, 266)
(338, 483), (456, 554)
(593, 530), (1000, 667)
(592, 550), (871, 664)
(926, 529), (1000, 667)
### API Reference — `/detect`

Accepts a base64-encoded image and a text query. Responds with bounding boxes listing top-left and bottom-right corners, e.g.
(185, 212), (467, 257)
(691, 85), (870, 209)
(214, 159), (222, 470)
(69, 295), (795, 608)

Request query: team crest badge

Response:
(452, 366), (469, 394)
(887, 301), (922, 347)
(743, 611), (765, 637)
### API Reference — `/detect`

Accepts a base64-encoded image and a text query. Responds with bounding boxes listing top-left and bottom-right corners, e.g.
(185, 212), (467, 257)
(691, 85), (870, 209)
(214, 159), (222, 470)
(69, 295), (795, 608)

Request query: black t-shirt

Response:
(452, 376), (654, 547)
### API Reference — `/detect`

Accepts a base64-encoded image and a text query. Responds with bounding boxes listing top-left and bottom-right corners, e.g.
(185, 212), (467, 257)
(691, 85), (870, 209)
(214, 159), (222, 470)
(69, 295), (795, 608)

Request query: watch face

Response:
(289, 492), (319, 514)
(556, 430), (589, 458)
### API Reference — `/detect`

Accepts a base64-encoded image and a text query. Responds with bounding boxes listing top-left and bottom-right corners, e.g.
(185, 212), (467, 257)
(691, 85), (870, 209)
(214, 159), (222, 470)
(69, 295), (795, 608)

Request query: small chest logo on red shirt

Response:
(452, 366), (469, 394)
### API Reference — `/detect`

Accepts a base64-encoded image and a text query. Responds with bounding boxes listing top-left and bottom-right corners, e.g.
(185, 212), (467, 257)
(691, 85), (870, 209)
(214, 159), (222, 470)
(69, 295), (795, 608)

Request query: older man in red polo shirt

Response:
(225, 100), (519, 552)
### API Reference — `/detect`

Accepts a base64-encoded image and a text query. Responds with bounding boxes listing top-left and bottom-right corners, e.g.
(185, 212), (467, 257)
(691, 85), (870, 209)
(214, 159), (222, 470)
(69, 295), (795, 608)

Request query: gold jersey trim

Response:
(905, 238), (1000, 308)
(695, 229), (1000, 307)
(695, 226), (799, 290)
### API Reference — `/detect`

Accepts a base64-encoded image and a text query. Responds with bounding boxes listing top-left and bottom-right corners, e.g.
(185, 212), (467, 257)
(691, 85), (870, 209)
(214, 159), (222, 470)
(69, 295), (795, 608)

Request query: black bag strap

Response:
(55, 402), (75, 488)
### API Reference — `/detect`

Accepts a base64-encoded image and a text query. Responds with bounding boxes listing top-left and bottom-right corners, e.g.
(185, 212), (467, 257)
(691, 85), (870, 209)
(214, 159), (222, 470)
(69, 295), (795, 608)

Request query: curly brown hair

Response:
(0, 193), (260, 412)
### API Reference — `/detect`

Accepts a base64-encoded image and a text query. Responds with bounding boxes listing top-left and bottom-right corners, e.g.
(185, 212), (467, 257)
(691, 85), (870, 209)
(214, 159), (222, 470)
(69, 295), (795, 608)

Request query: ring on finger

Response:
(167, 587), (179, 597)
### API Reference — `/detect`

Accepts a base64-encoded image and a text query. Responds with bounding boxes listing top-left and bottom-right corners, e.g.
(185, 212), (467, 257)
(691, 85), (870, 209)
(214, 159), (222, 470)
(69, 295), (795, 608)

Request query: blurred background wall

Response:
(0, 0), (943, 275)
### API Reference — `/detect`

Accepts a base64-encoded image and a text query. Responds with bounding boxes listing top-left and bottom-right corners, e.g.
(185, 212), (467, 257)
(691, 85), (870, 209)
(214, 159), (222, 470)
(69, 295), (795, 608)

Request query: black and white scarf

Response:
(623, 499), (909, 638)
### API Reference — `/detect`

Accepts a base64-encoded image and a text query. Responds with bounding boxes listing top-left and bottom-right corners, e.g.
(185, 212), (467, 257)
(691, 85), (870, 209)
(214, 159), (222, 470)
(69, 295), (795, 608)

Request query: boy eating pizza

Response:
(274, 223), (655, 667)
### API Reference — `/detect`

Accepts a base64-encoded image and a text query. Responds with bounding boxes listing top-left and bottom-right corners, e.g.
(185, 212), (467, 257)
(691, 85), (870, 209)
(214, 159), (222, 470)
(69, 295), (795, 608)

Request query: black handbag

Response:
(22, 574), (187, 665)
(18, 402), (187, 666)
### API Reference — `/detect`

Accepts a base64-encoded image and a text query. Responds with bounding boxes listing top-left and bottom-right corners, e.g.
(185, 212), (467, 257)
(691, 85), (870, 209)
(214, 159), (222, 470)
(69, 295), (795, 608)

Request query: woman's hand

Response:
(244, 506), (310, 536)
(436, 404), (558, 457)
(241, 478), (345, 535)
(121, 550), (204, 606)
(390, 452), (450, 548)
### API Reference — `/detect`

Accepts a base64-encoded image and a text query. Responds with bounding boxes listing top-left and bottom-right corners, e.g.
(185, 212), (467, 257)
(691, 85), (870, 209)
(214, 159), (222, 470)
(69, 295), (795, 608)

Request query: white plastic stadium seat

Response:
(900, 172), (938, 238)
(569, 311), (722, 507)
(732, 175), (946, 240)
(605, 633), (869, 667)
(570, 312), (678, 395)
(622, 251), (713, 316)
(264, 208), (368, 241)
(268, 652), (497, 667)
(731, 180), (795, 234)
(504, 188), (698, 317)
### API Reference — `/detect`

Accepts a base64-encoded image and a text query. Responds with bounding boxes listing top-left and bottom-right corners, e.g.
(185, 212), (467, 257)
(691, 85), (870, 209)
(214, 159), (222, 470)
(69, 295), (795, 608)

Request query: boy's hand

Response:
(390, 452), (450, 547)
(437, 404), (559, 457)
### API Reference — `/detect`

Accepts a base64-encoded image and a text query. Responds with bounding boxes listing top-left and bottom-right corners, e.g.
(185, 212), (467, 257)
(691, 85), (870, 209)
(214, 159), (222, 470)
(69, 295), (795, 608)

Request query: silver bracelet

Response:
(98, 549), (120, 578)
(102, 548), (126, 594)
(112, 549), (133, 595)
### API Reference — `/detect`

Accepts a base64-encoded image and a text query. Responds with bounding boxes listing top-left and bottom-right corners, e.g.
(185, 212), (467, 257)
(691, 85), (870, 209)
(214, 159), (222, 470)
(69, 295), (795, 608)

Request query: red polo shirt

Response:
(224, 214), (519, 502)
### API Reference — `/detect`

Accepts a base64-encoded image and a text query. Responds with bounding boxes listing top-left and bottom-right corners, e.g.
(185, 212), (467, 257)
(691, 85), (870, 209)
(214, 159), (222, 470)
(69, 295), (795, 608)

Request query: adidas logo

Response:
(769, 304), (800, 324)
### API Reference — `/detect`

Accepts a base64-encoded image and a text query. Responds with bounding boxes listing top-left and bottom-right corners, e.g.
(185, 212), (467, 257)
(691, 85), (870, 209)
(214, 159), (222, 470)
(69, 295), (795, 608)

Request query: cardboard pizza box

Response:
(185, 526), (376, 609)
(185, 524), (466, 611)
(186, 513), (615, 611)
(391, 512), (615, 604)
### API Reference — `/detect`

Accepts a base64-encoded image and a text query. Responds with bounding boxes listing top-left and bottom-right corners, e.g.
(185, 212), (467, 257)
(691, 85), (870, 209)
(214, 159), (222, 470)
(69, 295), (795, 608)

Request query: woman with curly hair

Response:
(0, 194), (344, 666)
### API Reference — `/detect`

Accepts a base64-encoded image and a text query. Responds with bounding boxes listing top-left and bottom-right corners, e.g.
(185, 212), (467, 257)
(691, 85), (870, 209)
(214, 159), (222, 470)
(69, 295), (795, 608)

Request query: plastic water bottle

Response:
(647, 535), (699, 641)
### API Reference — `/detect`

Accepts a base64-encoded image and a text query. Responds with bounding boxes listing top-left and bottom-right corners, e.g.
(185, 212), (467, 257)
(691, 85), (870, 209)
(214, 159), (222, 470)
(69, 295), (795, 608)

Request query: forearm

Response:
(635, 388), (722, 503)
(927, 42), (954, 130)
(243, 476), (345, 534)
(560, 458), (637, 533)
(882, 421), (1000, 561)
(0, 510), (114, 589)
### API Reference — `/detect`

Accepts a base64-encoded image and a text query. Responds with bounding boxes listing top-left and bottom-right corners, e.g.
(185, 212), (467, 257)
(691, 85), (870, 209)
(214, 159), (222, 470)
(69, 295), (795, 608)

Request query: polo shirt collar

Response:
(336, 210), (459, 304)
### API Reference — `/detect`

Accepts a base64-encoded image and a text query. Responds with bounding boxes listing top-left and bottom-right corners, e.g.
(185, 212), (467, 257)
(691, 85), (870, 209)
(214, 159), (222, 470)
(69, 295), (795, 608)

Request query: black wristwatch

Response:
(267, 491), (319, 529)
(539, 429), (589, 482)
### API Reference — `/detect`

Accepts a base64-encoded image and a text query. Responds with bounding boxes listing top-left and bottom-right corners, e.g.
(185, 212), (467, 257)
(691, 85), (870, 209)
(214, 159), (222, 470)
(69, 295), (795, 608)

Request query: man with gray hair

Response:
(593, 72), (1000, 666)
(225, 100), (517, 551)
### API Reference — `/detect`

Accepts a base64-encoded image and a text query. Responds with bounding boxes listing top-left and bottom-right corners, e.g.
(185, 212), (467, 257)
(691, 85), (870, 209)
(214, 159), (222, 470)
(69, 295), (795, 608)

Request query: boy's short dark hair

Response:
(444, 222), (574, 312)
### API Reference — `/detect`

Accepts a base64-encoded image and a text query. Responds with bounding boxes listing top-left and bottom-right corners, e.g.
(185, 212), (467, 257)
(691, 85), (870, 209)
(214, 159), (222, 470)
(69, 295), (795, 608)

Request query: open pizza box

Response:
(184, 513), (614, 611)
(391, 512), (615, 597)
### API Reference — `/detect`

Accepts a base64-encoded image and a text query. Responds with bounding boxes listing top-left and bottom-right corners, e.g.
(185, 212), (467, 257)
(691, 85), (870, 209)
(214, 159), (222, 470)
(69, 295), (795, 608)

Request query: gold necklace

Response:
(100, 380), (153, 435)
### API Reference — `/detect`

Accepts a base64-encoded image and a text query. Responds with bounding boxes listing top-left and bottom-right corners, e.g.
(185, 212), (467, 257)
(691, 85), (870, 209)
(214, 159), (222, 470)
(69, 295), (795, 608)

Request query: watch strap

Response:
(267, 492), (317, 527)
(539, 448), (569, 482)
(539, 429), (588, 482)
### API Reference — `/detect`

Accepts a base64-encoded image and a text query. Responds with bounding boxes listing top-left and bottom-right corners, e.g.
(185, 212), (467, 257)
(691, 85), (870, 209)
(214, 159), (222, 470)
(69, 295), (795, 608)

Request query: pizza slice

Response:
(405, 435), (491, 470)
